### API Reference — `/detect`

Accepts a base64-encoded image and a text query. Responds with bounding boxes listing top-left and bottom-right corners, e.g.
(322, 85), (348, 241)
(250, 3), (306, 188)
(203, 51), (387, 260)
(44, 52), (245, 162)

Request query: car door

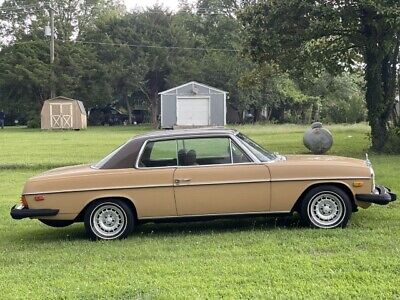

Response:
(173, 136), (271, 216)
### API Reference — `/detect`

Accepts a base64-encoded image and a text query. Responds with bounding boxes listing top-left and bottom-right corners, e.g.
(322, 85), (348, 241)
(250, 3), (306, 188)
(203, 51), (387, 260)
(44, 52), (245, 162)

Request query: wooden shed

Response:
(41, 96), (87, 130)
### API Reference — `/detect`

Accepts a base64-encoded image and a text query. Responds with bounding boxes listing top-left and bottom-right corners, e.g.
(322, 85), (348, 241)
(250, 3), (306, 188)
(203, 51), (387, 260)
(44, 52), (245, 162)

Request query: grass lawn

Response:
(0, 123), (399, 299)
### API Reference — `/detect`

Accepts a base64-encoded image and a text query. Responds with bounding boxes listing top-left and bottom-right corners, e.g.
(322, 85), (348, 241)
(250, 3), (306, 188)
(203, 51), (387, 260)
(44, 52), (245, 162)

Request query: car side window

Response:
(138, 140), (177, 168)
(177, 137), (232, 166)
(231, 141), (251, 163)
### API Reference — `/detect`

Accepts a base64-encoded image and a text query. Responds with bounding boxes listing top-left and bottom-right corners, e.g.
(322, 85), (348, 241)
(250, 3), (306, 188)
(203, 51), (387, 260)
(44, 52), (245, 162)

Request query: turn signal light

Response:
(20, 195), (28, 207)
(353, 181), (364, 187)
(34, 195), (45, 201)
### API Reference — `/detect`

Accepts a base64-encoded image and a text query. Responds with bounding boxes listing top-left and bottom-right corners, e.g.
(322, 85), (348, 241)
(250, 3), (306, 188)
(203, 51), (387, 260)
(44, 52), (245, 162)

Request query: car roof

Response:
(134, 128), (238, 140)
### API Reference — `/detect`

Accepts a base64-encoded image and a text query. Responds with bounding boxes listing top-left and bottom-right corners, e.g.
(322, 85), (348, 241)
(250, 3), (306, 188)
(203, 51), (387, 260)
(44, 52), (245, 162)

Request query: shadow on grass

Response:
(136, 215), (303, 236)
(9, 214), (304, 243)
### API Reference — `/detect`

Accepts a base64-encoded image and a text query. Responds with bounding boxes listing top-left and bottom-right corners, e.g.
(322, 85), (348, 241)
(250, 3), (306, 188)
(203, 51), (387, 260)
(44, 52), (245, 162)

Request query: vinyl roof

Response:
(134, 128), (238, 139)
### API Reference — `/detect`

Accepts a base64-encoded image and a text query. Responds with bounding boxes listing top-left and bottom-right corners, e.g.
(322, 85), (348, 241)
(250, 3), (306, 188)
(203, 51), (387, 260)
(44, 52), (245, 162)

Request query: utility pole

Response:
(48, 5), (56, 98)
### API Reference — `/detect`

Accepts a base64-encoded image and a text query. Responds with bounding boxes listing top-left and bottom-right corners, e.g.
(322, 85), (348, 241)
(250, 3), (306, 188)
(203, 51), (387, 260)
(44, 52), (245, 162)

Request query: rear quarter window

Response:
(139, 140), (177, 168)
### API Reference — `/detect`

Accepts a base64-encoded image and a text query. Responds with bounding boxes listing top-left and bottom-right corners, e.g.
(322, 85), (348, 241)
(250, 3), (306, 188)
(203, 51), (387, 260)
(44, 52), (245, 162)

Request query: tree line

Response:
(0, 0), (398, 151)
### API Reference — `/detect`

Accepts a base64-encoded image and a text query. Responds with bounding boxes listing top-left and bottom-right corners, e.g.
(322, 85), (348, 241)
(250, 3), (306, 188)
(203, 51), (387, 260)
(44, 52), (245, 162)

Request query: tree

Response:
(84, 7), (184, 126)
(172, 0), (252, 122)
(240, 0), (400, 150)
(0, 0), (123, 44)
(0, 40), (50, 122)
(0, 0), (121, 123)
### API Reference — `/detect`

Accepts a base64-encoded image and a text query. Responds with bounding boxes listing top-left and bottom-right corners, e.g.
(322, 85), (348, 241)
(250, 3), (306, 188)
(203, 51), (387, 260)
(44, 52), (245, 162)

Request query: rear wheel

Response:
(39, 219), (74, 227)
(84, 199), (134, 240)
(300, 185), (352, 228)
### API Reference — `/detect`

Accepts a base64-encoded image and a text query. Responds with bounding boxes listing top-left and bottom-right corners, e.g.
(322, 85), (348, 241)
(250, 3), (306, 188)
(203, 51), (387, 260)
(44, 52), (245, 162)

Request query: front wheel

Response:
(300, 185), (352, 229)
(84, 200), (135, 240)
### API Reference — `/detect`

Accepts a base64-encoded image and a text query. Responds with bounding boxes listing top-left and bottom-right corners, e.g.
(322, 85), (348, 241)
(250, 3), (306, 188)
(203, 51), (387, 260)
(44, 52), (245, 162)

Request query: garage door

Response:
(177, 97), (209, 126)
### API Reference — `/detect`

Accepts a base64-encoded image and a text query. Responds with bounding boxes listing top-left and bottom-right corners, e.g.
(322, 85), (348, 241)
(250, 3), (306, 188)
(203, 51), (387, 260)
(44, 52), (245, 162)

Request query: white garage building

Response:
(159, 81), (227, 129)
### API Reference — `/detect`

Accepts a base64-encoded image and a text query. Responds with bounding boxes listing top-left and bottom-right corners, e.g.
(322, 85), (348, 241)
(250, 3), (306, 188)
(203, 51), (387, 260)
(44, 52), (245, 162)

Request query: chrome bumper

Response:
(10, 204), (59, 220)
(355, 185), (397, 205)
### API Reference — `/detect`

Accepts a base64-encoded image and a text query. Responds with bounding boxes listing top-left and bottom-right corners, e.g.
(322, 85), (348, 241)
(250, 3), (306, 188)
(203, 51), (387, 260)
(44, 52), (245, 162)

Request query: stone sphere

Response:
(303, 122), (333, 154)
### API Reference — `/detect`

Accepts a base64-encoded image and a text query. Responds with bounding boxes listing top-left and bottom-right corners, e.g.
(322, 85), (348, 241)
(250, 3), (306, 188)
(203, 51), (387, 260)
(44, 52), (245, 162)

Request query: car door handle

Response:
(175, 178), (192, 184)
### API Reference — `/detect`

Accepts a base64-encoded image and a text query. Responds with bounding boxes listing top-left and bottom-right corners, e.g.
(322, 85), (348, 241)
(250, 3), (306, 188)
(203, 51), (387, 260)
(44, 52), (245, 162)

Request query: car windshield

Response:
(237, 133), (277, 162)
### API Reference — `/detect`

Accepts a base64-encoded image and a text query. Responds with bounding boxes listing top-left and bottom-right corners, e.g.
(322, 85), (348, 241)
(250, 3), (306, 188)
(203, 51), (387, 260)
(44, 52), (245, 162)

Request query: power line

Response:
(6, 39), (240, 53)
(0, 3), (232, 15)
(0, 8), (44, 15)
(70, 40), (240, 53)
(136, 9), (229, 15)
(0, 4), (48, 11)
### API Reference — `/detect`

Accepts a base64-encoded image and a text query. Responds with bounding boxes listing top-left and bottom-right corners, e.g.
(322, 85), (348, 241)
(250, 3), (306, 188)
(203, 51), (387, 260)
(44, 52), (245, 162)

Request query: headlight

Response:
(370, 166), (375, 192)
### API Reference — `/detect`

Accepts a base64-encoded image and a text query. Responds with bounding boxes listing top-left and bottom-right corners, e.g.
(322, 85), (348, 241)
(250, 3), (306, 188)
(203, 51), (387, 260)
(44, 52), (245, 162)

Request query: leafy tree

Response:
(0, 40), (50, 122)
(0, 0), (120, 122)
(85, 7), (185, 126)
(172, 0), (252, 121)
(240, 0), (400, 150)
(305, 72), (367, 123)
(0, 0), (122, 43)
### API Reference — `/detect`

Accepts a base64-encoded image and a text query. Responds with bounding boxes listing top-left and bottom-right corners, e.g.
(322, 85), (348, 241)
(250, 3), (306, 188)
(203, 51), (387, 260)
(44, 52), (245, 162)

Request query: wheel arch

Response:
(291, 181), (357, 213)
(74, 196), (138, 222)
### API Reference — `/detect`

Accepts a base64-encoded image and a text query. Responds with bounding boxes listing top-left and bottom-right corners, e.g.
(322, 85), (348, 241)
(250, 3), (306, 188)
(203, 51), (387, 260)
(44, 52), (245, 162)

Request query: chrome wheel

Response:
(90, 203), (127, 239)
(307, 192), (346, 228)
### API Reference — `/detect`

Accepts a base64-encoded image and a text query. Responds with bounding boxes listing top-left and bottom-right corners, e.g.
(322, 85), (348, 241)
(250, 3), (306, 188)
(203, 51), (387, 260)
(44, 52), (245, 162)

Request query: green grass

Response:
(0, 124), (399, 299)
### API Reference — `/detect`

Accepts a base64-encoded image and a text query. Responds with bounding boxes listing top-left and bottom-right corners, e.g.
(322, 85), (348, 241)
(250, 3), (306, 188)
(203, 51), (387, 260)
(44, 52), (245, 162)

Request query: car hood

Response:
(267, 154), (371, 181)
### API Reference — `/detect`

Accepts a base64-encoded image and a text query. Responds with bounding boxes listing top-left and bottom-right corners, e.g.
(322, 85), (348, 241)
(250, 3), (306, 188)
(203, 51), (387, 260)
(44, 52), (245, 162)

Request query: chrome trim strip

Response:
(24, 176), (370, 196)
(23, 183), (174, 195)
(229, 139), (234, 164)
(174, 179), (270, 187)
(23, 179), (270, 195)
(270, 176), (371, 182)
(230, 134), (261, 163)
(139, 210), (291, 220)
(135, 134), (259, 169)
(172, 162), (260, 169)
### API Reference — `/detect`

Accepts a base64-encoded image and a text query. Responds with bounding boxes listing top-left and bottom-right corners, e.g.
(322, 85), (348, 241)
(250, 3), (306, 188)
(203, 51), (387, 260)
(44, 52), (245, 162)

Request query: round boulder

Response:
(303, 122), (333, 154)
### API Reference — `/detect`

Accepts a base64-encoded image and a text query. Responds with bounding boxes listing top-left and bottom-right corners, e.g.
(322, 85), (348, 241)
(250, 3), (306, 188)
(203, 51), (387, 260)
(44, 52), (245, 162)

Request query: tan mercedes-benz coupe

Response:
(11, 129), (396, 240)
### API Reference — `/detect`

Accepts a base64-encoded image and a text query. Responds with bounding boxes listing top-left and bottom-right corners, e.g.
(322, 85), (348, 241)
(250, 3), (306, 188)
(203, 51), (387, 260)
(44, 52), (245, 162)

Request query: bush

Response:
(321, 95), (367, 123)
(383, 127), (400, 154)
(27, 116), (41, 128)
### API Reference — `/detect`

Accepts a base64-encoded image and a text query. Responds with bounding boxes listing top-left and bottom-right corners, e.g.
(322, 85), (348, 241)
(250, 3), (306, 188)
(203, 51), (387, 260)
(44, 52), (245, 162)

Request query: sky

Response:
(0, 1), (187, 11)
(124, 0), (184, 11)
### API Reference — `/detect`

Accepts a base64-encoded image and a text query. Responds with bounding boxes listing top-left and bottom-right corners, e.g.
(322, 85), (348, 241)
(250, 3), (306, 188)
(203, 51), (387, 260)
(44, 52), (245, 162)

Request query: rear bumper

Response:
(10, 205), (59, 220)
(355, 185), (397, 205)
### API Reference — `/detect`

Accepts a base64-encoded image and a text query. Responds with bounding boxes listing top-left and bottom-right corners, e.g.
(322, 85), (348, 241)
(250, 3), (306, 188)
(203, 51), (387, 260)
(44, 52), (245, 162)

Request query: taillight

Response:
(20, 195), (28, 207)
(34, 195), (45, 201)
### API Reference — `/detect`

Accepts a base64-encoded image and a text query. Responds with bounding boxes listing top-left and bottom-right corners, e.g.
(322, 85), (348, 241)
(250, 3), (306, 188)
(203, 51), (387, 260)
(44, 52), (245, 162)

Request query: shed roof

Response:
(44, 96), (86, 114)
(77, 101), (86, 114)
(46, 96), (77, 102)
(159, 81), (227, 95)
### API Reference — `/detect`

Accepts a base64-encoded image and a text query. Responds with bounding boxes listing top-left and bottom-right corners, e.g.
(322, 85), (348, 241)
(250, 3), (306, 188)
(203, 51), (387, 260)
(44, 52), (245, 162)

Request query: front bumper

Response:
(356, 185), (397, 205)
(10, 204), (59, 220)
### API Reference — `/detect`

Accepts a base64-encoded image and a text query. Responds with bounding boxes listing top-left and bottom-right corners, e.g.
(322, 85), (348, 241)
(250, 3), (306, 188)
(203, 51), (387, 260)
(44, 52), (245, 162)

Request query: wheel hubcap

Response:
(91, 204), (127, 239)
(308, 192), (345, 228)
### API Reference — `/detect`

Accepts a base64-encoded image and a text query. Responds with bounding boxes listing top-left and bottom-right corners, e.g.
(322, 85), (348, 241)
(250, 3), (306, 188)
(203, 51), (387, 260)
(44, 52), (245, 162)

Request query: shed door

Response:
(50, 103), (73, 129)
(177, 97), (209, 126)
